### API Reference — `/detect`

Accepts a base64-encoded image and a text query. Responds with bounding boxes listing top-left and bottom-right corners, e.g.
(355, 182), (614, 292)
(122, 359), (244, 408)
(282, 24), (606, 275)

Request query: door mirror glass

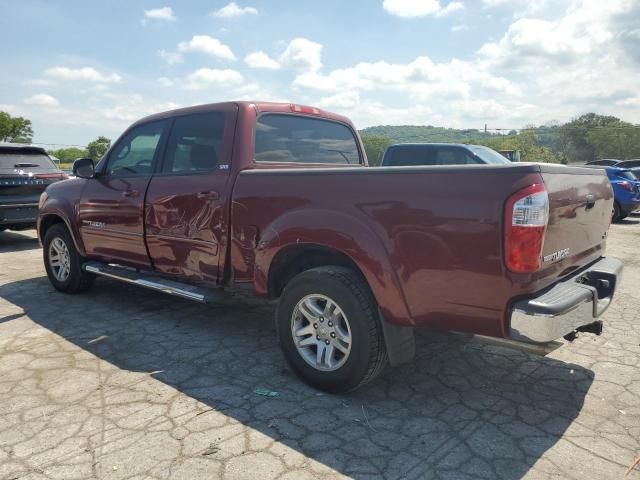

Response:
(72, 158), (95, 179)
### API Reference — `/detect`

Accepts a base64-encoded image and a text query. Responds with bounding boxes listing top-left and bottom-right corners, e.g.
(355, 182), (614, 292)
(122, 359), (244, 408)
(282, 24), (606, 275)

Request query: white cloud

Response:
(143, 7), (176, 21)
(451, 24), (469, 32)
(212, 2), (258, 18)
(244, 51), (280, 70)
(100, 93), (180, 123)
(24, 94), (60, 106)
(382, 0), (463, 18)
(183, 68), (244, 90)
(158, 49), (183, 64)
(177, 35), (236, 61)
(44, 66), (121, 83)
(279, 38), (322, 73)
(158, 77), (174, 87)
(317, 91), (360, 110)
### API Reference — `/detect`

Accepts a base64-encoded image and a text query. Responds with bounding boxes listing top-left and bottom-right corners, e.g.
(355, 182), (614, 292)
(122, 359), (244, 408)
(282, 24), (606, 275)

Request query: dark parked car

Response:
(381, 143), (511, 166)
(0, 143), (67, 231)
(38, 101), (622, 392)
(586, 159), (620, 166)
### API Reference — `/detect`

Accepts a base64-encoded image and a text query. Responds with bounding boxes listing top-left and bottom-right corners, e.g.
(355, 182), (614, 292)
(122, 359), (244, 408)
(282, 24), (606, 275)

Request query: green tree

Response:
(86, 136), (111, 160)
(472, 130), (561, 163)
(48, 147), (87, 163)
(0, 111), (34, 143)
(560, 113), (623, 163)
(360, 135), (391, 166)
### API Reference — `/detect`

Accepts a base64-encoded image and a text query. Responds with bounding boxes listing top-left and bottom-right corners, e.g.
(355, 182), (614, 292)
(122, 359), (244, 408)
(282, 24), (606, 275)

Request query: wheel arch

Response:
(255, 213), (413, 327)
(38, 212), (86, 255)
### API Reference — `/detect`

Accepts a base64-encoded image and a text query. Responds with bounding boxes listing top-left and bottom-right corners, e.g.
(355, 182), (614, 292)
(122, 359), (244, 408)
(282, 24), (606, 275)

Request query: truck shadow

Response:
(0, 230), (40, 253)
(0, 276), (594, 479)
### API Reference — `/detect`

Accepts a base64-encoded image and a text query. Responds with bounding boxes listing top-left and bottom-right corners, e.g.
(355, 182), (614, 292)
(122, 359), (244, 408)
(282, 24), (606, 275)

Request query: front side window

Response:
(255, 114), (361, 164)
(106, 120), (167, 176)
(162, 112), (225, 174)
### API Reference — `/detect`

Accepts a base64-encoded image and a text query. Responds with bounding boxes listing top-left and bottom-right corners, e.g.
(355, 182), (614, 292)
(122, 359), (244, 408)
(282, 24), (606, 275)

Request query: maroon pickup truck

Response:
(38, 101), (622, 392)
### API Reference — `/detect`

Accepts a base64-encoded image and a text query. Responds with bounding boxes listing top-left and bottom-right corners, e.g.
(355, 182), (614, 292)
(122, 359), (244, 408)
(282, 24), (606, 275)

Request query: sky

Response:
(1, 0), (639, 146)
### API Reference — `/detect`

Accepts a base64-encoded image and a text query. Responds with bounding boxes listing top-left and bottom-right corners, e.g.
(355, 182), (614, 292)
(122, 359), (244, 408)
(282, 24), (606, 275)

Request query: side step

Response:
(83, 261), (224, 304)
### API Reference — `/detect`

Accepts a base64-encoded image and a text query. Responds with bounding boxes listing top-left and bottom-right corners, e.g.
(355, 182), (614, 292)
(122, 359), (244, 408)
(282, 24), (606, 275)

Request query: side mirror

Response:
(72, 158), (95, 179)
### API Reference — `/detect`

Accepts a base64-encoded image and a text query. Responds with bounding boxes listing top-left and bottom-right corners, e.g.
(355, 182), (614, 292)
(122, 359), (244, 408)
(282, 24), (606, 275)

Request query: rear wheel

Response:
(276, 266), (387, 393)
(43, 224), (94, 293)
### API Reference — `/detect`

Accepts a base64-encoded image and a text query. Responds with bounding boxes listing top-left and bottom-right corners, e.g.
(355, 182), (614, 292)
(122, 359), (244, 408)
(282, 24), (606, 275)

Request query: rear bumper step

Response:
(82, 261), (223, 304)
(509, 256), (623, 344)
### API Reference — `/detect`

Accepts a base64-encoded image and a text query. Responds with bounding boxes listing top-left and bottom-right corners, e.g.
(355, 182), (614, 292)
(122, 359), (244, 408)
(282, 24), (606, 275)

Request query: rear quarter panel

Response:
(231, 165), (552, 338)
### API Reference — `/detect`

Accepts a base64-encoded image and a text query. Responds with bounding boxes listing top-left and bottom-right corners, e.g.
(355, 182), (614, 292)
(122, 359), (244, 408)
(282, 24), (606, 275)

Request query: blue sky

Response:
(1, 0), (639, 146)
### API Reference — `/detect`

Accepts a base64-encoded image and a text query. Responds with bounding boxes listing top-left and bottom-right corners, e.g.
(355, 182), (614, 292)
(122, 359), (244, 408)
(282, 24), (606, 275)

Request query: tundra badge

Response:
(543, 248), (570, 263)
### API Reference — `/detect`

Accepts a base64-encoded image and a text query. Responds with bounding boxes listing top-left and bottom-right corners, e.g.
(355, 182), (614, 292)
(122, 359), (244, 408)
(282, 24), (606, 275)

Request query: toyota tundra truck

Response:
(37, 101), (622, 392)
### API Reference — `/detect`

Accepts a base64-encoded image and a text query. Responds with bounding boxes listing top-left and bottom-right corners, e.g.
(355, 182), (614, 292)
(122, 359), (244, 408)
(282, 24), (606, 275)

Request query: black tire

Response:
(276, 266), (387, 393)
(612, 201), (622, 222)
(43, 223), (94, 293)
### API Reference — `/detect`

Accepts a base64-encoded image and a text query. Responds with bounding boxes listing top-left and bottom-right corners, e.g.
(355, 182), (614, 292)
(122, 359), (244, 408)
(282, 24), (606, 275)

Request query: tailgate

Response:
(540, 166), (612, 273)
(0, 173), (50, 202)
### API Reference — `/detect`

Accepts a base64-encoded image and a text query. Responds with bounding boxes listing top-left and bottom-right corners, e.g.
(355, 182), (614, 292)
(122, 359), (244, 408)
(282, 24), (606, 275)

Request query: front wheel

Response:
(276, 266), (387, 393)
(43, 223), (95, 293)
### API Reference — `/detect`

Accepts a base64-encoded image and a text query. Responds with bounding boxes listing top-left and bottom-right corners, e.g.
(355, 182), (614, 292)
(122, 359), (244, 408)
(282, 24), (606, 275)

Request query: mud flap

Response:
(379, 311), (416, 366)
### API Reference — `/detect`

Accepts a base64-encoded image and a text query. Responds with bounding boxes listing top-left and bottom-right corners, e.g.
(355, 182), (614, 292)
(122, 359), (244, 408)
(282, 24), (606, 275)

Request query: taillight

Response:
(504, 183), (549, 273)
(35, 173), (68, 180)
(618, 181), (633, 192)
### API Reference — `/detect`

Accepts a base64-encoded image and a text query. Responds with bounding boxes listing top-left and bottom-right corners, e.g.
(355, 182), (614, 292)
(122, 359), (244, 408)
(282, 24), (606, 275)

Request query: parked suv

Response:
(1, 143), (67, 231)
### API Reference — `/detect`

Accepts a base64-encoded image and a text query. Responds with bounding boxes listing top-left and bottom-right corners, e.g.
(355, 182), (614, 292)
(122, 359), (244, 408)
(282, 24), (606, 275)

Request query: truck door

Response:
(78, 119), (169, 266)
(144, 106), (237, 282)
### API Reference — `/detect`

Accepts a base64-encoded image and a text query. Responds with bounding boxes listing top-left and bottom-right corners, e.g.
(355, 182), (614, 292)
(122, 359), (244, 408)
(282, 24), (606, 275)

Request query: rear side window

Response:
(385, 147), (435, 166)
(385, 146), (481, 166)
(435, 147), (481, 165)
(255, 114), (361, 164)
(162, 112), (225, 174)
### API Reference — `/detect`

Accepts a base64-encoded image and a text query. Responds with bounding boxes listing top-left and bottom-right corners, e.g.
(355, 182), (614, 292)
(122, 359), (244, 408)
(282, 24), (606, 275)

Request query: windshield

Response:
(0, 152), (56, 171)
(466, 145), (511, 164)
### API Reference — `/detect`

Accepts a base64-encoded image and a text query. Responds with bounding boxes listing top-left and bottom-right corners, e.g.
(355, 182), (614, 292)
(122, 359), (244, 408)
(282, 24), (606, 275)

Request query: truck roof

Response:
(131, 101), (354, 129)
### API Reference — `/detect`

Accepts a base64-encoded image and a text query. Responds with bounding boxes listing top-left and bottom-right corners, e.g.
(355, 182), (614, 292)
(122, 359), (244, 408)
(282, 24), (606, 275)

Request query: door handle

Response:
(122, 190), (139, 198)
(197, 191), (219, 200)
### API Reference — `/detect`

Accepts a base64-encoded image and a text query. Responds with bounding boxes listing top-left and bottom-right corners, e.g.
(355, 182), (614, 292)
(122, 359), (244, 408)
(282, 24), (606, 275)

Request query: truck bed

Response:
(231, 163), (612, 338)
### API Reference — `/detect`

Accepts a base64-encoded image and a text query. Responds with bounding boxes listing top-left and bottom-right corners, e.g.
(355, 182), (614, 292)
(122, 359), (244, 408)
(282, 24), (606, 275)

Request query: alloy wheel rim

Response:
(291, 294), (352, 372)
(48, 237), (71, 282)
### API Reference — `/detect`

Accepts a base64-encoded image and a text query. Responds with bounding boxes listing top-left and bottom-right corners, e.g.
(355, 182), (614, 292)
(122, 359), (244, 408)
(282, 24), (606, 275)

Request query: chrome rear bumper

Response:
(509, 257), (623, 344)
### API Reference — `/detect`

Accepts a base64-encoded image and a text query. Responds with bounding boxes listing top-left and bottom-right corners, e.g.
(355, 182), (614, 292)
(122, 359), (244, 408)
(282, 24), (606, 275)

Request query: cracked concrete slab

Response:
(0, 220), (638, 479)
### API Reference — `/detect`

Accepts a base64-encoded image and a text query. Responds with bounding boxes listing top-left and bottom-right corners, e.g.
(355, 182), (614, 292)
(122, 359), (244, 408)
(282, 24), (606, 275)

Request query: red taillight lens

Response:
(504, 183), (549, 273)
(35, 173), (68, 180)
(618, 181), (633, 192)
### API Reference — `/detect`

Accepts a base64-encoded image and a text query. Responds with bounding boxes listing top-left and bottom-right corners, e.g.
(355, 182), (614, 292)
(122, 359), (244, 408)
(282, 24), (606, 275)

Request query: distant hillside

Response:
(359, 125), (498, 144)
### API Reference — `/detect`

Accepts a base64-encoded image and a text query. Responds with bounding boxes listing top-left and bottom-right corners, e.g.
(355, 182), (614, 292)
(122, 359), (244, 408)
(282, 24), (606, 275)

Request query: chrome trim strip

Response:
(84, 264), (206, 303)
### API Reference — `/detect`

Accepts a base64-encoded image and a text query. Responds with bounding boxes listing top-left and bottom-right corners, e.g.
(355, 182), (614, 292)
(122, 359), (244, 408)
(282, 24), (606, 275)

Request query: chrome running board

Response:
(83, 261), (223, 304)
